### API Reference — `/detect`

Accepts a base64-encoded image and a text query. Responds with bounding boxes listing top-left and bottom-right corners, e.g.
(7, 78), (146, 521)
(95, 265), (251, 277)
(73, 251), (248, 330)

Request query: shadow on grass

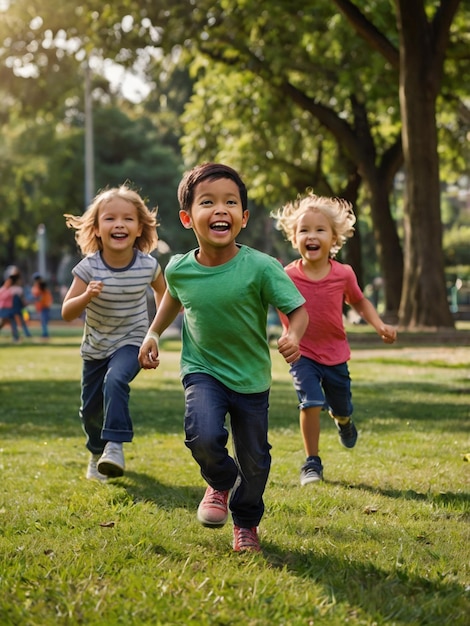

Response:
(261, 543), (469, 624)
(269, 380), (469, 433)
(326, 479), (470, 511)
(83, 462), (470, 624)
(1, 377), (468, 440)
(0, 380), (186, 438)
(114, 470), (203, 511)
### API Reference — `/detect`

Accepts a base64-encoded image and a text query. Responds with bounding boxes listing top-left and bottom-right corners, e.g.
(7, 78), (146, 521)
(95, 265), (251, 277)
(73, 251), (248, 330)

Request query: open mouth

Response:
(111, 233), (128, 240)
(210, 221), (230, 232)
(306, 243), (320, 251)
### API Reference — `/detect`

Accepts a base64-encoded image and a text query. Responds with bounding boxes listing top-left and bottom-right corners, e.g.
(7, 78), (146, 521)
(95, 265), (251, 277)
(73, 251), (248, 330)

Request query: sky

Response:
(102, 59), (151, 103)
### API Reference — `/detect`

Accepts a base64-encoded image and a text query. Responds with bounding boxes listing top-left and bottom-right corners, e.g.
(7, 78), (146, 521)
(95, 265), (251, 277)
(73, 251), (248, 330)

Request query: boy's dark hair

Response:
(177, 163), (248, 213)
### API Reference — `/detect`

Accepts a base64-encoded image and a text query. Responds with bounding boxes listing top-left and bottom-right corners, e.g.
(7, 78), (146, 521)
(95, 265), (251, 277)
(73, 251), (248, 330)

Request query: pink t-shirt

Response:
(0, 285), (14, 309)
(284, 258), (364, 366)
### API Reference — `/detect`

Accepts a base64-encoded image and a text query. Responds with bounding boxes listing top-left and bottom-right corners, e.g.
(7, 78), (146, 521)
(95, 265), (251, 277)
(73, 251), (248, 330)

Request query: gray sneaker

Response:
(86, 454), (108, 482)
(97, 442), (125, 477)
(335, 418), (358, 448)
(300, 456), (323, 486)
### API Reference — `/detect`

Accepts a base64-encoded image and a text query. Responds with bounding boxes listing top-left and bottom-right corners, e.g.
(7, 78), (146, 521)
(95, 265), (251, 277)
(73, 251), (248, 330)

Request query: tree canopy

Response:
(1, 0), (468, 326)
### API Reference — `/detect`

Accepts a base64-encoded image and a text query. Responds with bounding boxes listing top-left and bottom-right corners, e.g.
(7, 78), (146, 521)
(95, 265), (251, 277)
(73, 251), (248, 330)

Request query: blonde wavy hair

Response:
(272, 191), (356, 258)
(64, 185), (159, 255)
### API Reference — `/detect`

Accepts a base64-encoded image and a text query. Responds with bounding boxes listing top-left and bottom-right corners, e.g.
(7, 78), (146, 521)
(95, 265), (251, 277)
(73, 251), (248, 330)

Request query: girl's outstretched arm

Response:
(352, 297), (397, 344)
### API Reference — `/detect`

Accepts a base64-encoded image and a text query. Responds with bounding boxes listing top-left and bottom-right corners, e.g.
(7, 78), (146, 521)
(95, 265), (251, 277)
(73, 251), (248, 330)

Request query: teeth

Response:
(211, 222), (229, 229)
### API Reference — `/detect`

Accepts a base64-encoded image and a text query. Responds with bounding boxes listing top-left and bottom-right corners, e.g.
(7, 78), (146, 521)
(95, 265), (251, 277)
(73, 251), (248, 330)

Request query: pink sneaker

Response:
(233, 525), (261, 552)
(197, 486), (229, 527)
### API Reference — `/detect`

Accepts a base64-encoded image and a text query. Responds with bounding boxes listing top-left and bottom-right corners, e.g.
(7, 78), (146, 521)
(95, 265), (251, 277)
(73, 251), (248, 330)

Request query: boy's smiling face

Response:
(179, 177), (249, 259)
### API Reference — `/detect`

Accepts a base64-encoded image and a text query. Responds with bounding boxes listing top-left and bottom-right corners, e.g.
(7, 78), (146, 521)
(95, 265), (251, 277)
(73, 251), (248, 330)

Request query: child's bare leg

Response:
(300, 406), (321, 457)
(299, 406), (323, 485)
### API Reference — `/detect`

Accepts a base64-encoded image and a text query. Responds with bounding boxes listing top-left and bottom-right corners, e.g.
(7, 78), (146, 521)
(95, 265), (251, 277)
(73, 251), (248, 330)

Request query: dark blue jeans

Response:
(39, 307), (50, 338)
(182, 373), (271, 528)
(12, 295), (31, 338)
(79, 345), (141, 454)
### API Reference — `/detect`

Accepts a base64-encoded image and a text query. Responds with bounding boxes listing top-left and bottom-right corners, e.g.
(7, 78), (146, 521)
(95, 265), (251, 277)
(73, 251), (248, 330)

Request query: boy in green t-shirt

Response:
(139, 163), (307, 552)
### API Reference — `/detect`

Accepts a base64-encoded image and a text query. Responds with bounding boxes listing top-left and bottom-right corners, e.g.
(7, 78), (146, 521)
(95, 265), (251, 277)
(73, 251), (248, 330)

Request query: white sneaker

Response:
(86, 454), (108, 482)
(97, 442), (125, 477)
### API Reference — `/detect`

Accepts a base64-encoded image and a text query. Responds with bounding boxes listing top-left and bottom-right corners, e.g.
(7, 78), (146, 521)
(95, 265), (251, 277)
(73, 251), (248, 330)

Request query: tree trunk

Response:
(350, 96), (403, 319)
(396, 0), (455, 328)
(368, 182), (403, 321)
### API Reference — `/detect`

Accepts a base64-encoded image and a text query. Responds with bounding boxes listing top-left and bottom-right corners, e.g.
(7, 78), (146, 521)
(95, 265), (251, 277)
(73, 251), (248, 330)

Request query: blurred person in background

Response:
(31, 273), (53, 340)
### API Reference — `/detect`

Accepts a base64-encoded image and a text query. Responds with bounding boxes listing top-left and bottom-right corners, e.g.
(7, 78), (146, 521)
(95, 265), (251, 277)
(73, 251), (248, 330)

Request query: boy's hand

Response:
(138, 339), (160, 369)
(379, 324), (397, 344)
(277, 334), (301, 364)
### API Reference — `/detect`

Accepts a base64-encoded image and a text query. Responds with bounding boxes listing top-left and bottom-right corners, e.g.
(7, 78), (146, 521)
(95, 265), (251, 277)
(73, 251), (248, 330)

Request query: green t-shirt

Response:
(165, 245), (305, 393)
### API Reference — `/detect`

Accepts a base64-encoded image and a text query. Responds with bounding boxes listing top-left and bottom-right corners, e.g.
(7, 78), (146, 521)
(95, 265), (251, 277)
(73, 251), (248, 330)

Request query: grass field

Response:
(0, 324), (469, 625)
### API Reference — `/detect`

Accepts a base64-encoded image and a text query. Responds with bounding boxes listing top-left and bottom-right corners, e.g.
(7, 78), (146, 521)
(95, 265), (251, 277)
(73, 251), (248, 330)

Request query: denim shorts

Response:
(289, 355), (353, 418)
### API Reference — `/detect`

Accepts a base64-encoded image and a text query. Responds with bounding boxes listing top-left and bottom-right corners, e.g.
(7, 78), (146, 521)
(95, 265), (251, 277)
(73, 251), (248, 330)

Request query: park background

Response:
(0, 0), (469, 329)
(1, 2), (470, 624)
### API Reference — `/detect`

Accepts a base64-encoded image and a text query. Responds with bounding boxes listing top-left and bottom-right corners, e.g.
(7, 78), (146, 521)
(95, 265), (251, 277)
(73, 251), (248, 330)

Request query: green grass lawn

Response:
(0, 326), (469, 625)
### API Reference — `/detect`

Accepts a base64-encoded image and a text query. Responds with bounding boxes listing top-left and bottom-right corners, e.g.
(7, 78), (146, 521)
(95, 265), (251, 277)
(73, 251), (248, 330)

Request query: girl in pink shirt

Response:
(273, 193), (397, 485)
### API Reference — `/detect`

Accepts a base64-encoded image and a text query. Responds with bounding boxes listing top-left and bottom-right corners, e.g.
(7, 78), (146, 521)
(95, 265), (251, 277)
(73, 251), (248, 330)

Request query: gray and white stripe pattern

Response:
(72, 249), (160, 360)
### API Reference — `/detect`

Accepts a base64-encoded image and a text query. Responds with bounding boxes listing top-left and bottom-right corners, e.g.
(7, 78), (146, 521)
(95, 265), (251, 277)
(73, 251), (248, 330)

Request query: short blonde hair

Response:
(64, 185), (159, 255)
(272, 192), (356, 257)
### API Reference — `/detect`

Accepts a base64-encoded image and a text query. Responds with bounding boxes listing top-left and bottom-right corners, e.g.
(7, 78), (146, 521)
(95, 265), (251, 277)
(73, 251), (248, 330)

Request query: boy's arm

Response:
(138, 290), (182, 369)
(277, 305), (309, 364)
(150, 269), (167, 309)
(352, 297), (397, 344)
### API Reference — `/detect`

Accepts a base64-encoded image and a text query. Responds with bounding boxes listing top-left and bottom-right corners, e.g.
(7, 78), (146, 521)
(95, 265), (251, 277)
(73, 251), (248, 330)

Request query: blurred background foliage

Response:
(0, 0), (468, 324)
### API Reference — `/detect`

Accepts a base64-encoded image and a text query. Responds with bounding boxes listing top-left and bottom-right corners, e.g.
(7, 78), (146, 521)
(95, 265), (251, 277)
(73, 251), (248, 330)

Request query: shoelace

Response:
(338, 420), (354, 436)
(305, 465), (321, 476)
(206, 488), (227, 508)
(236, 527), (258, 549)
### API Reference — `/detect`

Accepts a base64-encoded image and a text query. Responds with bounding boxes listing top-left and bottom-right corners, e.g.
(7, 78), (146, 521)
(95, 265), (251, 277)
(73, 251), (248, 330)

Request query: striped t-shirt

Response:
(72, 249), (161, 360)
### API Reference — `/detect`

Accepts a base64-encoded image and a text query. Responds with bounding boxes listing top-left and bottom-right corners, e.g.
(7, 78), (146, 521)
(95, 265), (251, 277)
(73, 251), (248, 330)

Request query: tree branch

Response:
(331, 0), (399, 68)
(430, 0), (462, 88)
